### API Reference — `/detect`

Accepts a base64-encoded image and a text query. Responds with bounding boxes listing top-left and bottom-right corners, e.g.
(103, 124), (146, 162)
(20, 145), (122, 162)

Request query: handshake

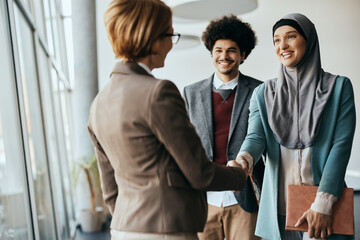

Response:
(227, 156), (249, 179)
(227, 156), (250, 193)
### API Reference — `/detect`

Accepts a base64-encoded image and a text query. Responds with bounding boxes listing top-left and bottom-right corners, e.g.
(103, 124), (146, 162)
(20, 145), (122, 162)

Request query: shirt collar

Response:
(213, 73), (239, 90)
(137, 62), (152, 75)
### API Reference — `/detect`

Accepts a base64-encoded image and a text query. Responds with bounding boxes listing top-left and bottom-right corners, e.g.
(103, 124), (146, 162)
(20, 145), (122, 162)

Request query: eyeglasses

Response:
(162, 32), (181, 44)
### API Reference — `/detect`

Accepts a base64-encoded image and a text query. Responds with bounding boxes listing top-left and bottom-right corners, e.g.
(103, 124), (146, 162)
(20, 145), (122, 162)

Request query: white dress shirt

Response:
(137, 61), (152, 75)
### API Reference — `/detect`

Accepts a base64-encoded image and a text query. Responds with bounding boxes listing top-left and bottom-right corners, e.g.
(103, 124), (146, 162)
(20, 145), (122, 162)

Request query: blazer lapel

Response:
(229, 72), (250, 139)
(199, 76), (214, 151)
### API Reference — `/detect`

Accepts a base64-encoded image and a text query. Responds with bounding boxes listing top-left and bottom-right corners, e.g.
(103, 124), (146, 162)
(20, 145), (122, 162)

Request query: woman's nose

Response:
(280, 40), (288, 50)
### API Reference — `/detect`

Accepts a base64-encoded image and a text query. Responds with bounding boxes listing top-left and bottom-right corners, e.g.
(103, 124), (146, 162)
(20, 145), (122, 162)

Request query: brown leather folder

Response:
(285, 185), (354, 235)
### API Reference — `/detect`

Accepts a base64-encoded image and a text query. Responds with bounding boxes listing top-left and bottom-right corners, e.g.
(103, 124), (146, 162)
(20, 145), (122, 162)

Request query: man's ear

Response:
(241, 51), (246, 61)
(239, 51), (246, 64)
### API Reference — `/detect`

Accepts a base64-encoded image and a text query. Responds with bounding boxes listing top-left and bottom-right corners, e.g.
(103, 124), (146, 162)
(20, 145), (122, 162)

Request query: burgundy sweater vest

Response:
(212, 89), (236, 165)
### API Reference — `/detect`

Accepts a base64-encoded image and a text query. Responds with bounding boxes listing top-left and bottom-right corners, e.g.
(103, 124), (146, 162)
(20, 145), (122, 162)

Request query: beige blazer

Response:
(88, 62), (246, 233)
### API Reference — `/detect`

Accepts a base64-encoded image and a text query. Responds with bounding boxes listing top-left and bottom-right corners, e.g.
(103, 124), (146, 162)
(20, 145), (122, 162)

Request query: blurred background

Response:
(0, 0), (359, 239)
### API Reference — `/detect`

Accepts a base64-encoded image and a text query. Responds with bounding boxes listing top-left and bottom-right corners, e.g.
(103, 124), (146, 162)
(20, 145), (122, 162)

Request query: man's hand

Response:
(295, 209), (332, 239)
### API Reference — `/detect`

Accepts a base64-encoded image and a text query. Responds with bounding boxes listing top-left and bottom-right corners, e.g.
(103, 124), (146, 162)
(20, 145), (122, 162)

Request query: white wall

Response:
(96, 0), (360, 188)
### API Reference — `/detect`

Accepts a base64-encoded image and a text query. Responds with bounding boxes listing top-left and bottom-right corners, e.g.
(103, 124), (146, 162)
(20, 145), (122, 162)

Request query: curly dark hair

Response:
(202, 15), (257, 60)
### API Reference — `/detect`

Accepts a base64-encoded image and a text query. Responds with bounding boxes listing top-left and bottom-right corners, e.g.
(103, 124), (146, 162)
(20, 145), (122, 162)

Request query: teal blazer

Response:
(240, 76), (356, 240)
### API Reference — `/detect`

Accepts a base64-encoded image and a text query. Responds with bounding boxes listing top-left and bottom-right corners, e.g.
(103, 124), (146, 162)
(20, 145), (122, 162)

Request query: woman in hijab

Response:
(232, 13), (356, 239)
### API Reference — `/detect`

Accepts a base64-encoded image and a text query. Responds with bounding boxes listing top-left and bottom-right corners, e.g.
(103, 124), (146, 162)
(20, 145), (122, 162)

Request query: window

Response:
(0, 2), (33, 239)
(1, 0), (77, 238)
(13, 4), (57, 239)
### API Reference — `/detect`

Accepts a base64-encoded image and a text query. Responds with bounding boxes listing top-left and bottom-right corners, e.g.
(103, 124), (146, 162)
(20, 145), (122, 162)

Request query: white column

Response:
(71, 0), (98, 161)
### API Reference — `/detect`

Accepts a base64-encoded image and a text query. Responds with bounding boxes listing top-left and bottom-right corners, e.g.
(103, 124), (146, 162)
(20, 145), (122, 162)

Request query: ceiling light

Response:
(169, 0), (258, 22)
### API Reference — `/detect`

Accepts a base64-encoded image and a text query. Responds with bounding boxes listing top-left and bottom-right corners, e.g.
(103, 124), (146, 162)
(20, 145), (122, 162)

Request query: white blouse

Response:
(238, 147), (337, 215)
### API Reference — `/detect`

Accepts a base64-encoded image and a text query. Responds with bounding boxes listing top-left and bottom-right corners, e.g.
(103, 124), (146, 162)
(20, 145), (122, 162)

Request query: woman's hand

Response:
(295, 209), (332, 239)
(236, 156), (250, 174)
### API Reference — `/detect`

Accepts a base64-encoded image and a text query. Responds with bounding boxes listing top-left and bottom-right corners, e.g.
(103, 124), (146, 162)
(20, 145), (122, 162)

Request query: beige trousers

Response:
(198, 204), (260, 240)
(111, 230), (198, 240)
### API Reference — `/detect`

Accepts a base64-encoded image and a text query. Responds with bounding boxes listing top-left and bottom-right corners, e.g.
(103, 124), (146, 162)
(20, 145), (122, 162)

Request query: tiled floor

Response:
(75, 191), (360, 240)
(74, 229), (110, 240)
(74, 217), (110, 240)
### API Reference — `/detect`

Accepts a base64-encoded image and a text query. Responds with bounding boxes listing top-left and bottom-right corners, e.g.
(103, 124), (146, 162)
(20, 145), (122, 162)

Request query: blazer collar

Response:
(198, 72), (252, 149)
(111, 61), (153, 78)
(198, 71), (251, 129)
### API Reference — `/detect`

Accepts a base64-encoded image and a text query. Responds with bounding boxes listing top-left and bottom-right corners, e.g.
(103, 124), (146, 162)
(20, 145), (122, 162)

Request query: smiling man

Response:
(184, 15), (263, 240)
(183, 15), (263, 240)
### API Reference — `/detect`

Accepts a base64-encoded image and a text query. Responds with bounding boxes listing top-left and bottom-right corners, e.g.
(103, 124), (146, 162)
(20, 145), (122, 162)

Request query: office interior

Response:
(0, 0), (359, 239)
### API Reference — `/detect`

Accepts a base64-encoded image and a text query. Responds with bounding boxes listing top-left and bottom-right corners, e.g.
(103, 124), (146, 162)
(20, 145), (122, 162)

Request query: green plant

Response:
(72, 154), (101, 212)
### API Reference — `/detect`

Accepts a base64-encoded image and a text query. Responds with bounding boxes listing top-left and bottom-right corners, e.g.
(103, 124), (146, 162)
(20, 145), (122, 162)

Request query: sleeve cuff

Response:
(237, 151), (254, 173)
(310, 191), (338, 215)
